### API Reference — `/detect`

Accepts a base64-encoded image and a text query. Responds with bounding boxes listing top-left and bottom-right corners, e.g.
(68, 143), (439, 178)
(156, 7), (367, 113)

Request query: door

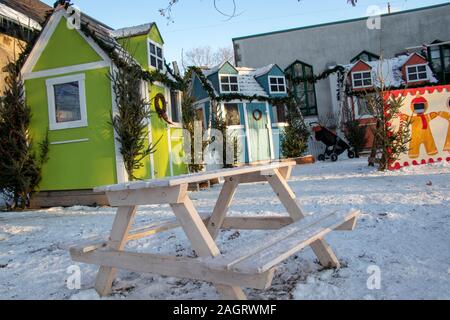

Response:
(246, 103), (271, 162)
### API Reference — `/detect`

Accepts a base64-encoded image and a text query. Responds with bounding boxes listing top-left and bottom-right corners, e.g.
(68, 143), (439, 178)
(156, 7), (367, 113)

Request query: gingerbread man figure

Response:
(401, 95), (439, 159)
(439, 97), (450, 153)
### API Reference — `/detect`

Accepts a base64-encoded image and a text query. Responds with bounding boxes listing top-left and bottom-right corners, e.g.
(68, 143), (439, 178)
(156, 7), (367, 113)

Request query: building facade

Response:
(232, 3), (450, 122)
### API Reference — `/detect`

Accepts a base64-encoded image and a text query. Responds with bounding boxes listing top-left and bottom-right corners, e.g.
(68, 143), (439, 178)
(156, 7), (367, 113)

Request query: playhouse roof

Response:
(343, 54), (438, 88)
(201, 62), (282, 97)
(110, 23), (154, 39)
(0, 1), (45, 30)
(0, 0), (50, 25)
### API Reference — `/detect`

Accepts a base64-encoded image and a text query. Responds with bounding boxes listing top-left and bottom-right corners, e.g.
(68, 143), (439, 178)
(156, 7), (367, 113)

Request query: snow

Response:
(0, 3), (42, 31)
(343, 55), (438, 88)
(110, 23), (153, 39)
(1, 158), (449, 300)
(248, 64), (275, 78)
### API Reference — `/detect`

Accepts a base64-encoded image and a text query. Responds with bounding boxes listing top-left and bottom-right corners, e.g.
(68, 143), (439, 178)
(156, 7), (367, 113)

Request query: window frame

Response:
(285, 61), (318, 117)
(148, 39), (164, 72)
(351, 70), (373, 89)
(406, 64), (429, 83)
(268, 76), (287, 94)
(219, 74), (239, 94)
(169, 89), (182, 126)
(46, 73), (88, 131)
(223, 103), (241, 127)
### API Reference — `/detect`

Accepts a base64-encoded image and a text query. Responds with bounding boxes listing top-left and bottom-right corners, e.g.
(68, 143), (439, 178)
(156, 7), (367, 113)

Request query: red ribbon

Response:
(418, 114), (428, 130)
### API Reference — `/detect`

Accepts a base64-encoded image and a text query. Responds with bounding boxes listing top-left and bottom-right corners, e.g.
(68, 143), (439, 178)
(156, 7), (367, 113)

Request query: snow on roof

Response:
(344, 54), (438, 88)
(238, 74), (268, 97)
(248, 64), (275, 78)
(0, 3), (42, 30)
(110, 23), (153, 39)
(203, 61), (229, 77)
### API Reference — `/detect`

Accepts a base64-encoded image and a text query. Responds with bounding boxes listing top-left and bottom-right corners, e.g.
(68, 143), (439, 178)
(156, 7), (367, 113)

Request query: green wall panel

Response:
(33, 17), (102, 72)
(26, 67), (117, 191)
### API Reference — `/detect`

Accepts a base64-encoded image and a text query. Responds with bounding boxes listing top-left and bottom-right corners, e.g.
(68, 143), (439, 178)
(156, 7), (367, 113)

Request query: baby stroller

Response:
(310, 122), (355, 162)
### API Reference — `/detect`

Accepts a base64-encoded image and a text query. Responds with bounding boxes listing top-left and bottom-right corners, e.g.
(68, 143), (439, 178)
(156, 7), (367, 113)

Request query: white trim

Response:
(110, 65), (128, 184)
(23, 61), (110, 80)
(147, 39), (164, 72)
(351, 70), (373, 89)
(406, 64), (429, 83)
(165, 87), (174, 177)
(21, 10), (111, 78)
(50, 138), (89, 145)
(194, 97), (210, 105)
(265, 102), (275, 160)
(268, 76), (287, 94)
(272, 123), (289, 128)
(142, 80), (156, 179)
(242, 103), (252, 163)
(168, 89), (183, 126)
(219, 74), (239, 94)
(46, 73), (88, 131)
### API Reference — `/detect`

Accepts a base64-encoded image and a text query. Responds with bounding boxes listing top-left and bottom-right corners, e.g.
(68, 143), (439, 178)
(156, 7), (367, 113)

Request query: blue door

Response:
(246, 103), (271, 162)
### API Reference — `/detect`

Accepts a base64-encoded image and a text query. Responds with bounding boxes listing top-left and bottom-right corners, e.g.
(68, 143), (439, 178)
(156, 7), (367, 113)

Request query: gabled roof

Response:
(284, 59), (313, 71)
(198, 62), (286, 98)
(0, 2), (42, 30)
(349, 59), (373, 72)
(341, 54), (438, 88)
(0, 0), (51, 25)
(350, 50), (380, 63)
(110, 22), (164, 44)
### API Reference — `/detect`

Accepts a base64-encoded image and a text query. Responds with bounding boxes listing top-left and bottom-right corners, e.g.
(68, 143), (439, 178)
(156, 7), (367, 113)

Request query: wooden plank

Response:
(265, 169), (305, 221)
(170, 197), (221, 257)
(221, 217), (294, 230)
(207, 177), (240, 239)
(95, 161), (297, 192)
(94, 206), (137, 297)
(310, 239), (341, 269)
(335, 216), (358, 231)
(215, 284), (248, 300)
(30, 190), (108, 209)
(171, 196), (247, 300)
(127, 213), (211, 242)
(230, 210), (360, 274)
(200, 211), (339, 271)
(71, 248), (275, 290)
(106, 184), (187, 207)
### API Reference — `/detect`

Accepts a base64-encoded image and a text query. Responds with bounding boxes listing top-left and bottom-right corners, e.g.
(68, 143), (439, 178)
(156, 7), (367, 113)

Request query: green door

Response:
(246, 103), (271, 162)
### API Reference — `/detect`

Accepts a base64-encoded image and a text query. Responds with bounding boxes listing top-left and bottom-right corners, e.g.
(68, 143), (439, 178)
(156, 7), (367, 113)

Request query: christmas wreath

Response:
(154, 93), (173, 125)
(252, 109), (263, 121)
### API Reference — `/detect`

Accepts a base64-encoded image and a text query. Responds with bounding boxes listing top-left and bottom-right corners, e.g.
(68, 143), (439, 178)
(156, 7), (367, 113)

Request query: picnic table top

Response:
(95, 161), (297, 193)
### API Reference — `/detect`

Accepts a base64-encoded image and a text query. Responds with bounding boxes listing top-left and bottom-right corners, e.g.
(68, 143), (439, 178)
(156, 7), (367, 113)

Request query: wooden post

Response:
(94, 206), (137, 296)
(171, 194), (247, 300)
(265, 169), (305, 221)
(207, 176), (240, 239)
(310, 239), (341, 269)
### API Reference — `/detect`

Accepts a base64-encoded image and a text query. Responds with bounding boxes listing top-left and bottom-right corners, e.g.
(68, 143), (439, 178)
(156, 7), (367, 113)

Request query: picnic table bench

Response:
(70, 161), (361, 300)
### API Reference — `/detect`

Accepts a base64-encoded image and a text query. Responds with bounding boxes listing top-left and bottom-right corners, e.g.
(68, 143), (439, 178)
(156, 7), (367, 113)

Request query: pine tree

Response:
(281, 98), (310, 159)
(110, 58), (159, 181)
(0, 62), (49, 209)
(366, 88), (411, 171)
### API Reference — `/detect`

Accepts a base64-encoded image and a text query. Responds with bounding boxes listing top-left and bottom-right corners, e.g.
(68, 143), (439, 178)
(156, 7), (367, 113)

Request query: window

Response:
(428, 42), (450, 84)
(224, 103), (240, 126)
(220, 75), (239, 93)
(46, 74), (87, 130)
(272, 105), (287, 124)
(195, 106), (206, 129)
(406, 64), (428, 82)
(285, 61), (318, 117)
(149, 40), (164, 71)
(356, 97), (371, 117)
(170, 90), (181, 123)
(269, 76), (286, 93)
(352, 71), (373, 88)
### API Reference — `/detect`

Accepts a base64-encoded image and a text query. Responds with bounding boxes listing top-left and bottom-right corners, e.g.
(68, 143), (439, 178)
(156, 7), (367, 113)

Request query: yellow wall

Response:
(0, 33), (25, 94)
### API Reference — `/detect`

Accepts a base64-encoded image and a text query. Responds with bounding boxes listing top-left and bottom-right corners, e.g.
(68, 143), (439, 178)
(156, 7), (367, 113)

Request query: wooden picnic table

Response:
(70, 161), (360, 300)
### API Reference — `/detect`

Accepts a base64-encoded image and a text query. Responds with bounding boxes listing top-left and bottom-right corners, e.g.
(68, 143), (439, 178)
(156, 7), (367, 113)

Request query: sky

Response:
(42, 0), (450, 64)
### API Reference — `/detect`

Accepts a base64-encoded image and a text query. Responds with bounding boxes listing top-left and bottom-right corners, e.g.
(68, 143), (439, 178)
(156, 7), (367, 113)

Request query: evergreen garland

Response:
(0, 51), (49, 209)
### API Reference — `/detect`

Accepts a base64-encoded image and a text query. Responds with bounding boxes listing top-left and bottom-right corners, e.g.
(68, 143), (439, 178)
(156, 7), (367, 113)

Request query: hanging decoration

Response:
(252, 109), (263, 121)
(153, 93), (173, 125)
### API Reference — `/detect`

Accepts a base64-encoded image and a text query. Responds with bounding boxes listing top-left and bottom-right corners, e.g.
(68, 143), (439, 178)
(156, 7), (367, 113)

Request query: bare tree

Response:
(161, 1), (357, 21)
(182, 45), (234, 68)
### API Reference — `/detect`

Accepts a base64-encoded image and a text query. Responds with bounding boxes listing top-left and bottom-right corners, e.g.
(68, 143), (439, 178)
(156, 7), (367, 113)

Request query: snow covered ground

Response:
(0, 158), (449, 300)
